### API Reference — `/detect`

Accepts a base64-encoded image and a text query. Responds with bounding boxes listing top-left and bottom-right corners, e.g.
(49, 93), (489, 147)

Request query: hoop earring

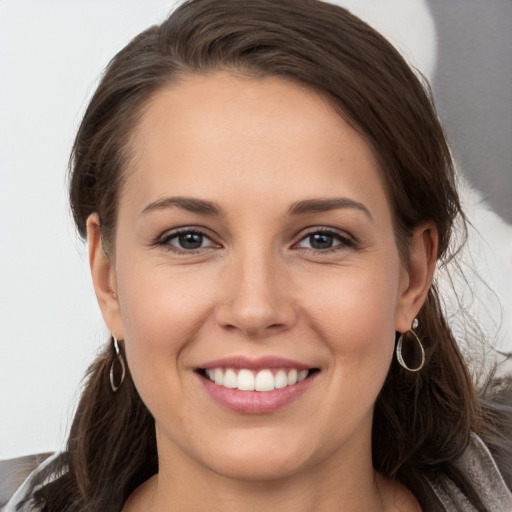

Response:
(110, 335), (126, 392)
(396, 318), (425, 372)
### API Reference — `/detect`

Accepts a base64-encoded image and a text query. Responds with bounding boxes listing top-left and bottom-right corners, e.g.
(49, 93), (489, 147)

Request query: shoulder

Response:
(426, 433), (512, 511)
(0, 452), (66, 512)
(479, 372), (512, 487)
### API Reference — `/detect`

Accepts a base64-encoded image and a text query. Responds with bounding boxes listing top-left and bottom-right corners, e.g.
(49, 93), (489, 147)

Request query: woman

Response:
(4, 0), (512, 510)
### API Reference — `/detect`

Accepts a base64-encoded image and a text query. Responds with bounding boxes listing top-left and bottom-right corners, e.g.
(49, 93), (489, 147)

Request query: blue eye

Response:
(307, 233), (336, 249)
(161, 230), (217, 251)
(175, 232), (205, 249)
(296, 230), (354, 251)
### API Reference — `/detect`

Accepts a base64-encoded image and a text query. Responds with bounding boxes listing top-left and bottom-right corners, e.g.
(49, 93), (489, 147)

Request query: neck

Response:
(148, 466), (385, 512)
(124, 442), (409, 512)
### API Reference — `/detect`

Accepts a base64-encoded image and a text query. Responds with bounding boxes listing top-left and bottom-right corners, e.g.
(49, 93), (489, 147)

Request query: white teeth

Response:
(237, 369), (255, 391)
(298, 369), (308, 382)
(214, 368), (223, 385)
(223, 368), (238, 388)
(274, 369), (288, 389)
(255, 369), (274, 392)
(287, 369), (298, 386)
(204, 367), (311, 391)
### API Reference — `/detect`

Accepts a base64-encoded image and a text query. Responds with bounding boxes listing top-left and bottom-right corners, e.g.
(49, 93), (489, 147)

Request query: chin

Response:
(208, 453), (307, 482)
(197, 430), (315, 482)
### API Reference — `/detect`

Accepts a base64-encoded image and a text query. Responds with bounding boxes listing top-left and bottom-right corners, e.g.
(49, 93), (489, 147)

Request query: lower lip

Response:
(199, 372), (316, 414)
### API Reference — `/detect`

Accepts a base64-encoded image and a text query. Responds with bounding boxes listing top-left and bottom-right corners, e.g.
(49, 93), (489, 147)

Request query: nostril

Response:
(214, 282), (298, 336)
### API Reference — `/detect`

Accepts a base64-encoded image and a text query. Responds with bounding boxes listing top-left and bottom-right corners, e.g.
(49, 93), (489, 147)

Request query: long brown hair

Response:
(34, 0), (510, 510)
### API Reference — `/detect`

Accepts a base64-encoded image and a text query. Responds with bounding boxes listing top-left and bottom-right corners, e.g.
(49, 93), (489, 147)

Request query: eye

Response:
(295, 229), (355, 251)
(159, 229), (218, 252)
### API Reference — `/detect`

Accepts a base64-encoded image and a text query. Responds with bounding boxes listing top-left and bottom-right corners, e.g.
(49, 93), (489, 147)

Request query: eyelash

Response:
(294, 227), (357, 253)
(156, 228), (219, 254)
(156, 227), (357, 254)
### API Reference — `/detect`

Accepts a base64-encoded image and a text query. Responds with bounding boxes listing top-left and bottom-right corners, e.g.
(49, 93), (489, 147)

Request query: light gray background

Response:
(428, 0), (512, 224)
(1, 0), (511, 459)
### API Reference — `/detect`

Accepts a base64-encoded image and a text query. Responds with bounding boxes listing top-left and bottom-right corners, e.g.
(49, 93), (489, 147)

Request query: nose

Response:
(214, 249), (298, 338)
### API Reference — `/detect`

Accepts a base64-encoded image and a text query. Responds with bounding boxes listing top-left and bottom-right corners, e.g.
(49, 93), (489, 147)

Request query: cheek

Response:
(301, 263), (400, 378)
(309, 265), (399, 333)
(115, 259), (217, 379)
(114, 262), (219, 437)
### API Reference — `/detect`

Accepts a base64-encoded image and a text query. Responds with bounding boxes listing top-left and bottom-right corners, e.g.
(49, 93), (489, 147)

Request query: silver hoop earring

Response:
(110, 335), (126, 392)
(396, 319), (425, 372)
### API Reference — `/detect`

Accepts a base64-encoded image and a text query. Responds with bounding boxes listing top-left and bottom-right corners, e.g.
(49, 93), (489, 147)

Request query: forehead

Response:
(121, 72), (390, 220)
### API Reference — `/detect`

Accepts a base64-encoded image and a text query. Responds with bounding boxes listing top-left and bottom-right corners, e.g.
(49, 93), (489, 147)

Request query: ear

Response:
(86, 213), (124, 340)
(395, 222), (438, 332)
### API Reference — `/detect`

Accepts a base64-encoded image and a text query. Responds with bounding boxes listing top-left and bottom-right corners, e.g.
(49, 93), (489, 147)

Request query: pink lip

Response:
(197, 372), (317, 416)
(198, 355), (312, 371)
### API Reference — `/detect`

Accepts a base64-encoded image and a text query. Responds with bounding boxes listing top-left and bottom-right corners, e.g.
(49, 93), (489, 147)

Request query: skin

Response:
(88, 72), (436, 511)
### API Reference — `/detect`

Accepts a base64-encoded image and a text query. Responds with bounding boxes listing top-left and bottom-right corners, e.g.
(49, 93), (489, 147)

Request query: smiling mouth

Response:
(197, 367), (320, 392)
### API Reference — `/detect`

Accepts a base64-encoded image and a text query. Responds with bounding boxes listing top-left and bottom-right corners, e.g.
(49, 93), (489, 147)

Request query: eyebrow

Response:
(141, 195), (373, 221)
(141, 197), (224, 216)
(287, 198), (374, 221)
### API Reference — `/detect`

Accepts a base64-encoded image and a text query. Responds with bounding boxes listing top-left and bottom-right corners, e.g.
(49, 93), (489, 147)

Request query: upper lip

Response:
(198, 355), (314, 371)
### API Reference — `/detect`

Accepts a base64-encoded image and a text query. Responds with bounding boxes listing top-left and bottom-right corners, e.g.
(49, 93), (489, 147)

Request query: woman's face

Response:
(90, 72), (432, 482)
